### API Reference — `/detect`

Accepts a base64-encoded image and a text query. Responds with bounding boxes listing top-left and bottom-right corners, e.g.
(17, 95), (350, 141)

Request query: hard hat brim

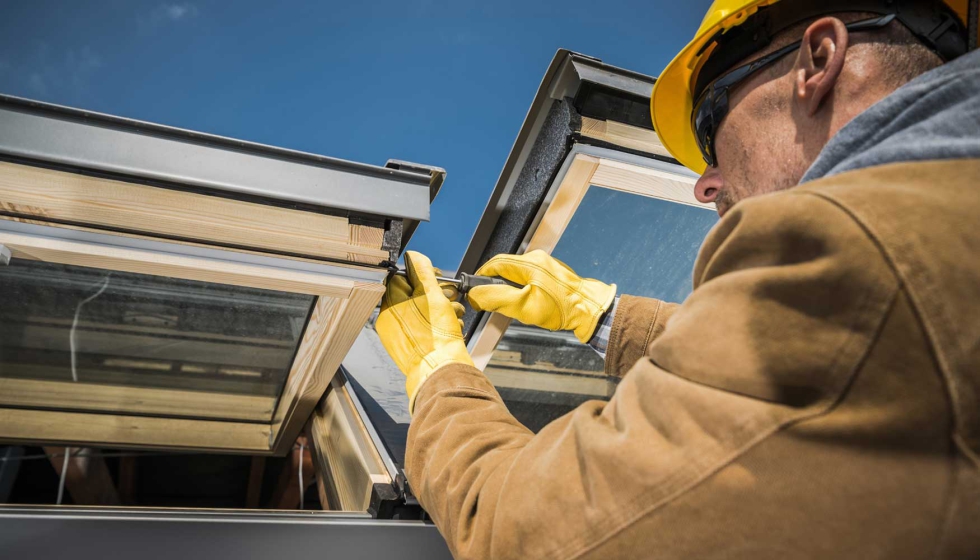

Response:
(651, 0), (779, 175)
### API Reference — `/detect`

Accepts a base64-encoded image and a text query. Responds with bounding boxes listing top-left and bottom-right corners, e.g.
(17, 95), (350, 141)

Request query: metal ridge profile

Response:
(0, 506), (453, 560)
(0, 94), (435, 222)
(567, 53), (657, 100)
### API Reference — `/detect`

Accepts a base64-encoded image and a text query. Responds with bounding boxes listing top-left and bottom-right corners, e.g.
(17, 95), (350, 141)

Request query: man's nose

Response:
(695, 166), (723, 203)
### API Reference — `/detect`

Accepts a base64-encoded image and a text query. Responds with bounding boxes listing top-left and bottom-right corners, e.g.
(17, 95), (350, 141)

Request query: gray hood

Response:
(802, 48), (980, 183)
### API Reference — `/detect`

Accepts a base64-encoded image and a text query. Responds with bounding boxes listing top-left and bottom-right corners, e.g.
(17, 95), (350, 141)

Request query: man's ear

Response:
(794, 17), (849, 115)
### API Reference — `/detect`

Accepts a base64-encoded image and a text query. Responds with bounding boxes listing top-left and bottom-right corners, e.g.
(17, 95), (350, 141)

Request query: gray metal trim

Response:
(0, 505), (374, 521)
(456, 50), (660, 274)
(0, 219), (388, 283)
(0, 94), (433, 221)
(0, 506), (452, 560)
(567, 56), (656, 100)
(385, 159), (447, 254)
(385, 159), (447, 204)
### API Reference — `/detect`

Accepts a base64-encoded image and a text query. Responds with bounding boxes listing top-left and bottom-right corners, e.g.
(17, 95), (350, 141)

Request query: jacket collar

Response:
(802, 49), (980, 184)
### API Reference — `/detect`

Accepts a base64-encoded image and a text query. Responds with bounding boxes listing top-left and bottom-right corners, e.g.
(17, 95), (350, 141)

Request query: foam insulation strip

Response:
(461, 99), (576, 338)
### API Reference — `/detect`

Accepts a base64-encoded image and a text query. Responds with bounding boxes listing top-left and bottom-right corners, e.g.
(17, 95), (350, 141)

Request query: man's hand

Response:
(467, 250), (616, 343)
(376, 251), (474, 414)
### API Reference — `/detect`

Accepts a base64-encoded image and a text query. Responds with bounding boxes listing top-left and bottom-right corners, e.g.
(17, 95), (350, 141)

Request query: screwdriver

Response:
(389, 269), (522, 294)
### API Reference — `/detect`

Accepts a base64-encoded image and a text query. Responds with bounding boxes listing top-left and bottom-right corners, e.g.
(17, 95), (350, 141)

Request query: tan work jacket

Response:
(406, 160), (980, 559)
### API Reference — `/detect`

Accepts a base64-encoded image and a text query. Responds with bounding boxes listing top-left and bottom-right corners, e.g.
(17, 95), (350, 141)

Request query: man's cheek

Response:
(714, 126), (745, 184)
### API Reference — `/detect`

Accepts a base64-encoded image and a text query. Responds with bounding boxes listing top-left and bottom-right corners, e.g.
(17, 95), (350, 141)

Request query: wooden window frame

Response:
(578, 116), (672, 159)
(309, 374), (392, 512)
(0, 222), (385, 455)
(0, 161), (389, 264)
(468, 153), (713, 371)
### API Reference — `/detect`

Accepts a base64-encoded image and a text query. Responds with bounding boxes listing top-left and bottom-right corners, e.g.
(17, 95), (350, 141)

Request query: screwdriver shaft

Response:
(391, 269), (462, 286)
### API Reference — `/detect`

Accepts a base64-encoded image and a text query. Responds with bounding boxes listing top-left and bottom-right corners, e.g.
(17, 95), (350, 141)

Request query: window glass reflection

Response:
(0, 259), (314, 422)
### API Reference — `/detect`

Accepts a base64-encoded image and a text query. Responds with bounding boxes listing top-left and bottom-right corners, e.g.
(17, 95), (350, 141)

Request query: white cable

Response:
(298, 440), (305, 510)
(56, 447), (70, 505)
(70, 275), (111, 383)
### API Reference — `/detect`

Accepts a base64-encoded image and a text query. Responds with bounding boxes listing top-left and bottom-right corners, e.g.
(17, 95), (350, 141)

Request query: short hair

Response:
(762, 11), (943, 87)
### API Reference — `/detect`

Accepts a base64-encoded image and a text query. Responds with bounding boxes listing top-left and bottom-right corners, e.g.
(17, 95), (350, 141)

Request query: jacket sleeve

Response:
(405, 191), (899, 560)
(604, 295), (679, 377)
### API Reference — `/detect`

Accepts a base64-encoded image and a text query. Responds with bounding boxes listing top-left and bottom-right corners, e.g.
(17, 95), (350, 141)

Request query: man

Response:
(378, 0), (980, 558)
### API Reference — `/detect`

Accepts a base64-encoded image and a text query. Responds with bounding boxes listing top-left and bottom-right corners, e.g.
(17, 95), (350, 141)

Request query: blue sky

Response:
(0, 0), (711, 271)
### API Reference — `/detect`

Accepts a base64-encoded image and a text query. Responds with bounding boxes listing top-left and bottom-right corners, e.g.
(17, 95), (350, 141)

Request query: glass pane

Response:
(552, 187), (719, 302)
(490, 185), (718, 432)
(0, 259), (315, 423)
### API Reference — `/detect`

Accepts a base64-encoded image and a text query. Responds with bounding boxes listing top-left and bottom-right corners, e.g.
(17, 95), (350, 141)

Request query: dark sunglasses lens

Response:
(693, 92), (716, 167)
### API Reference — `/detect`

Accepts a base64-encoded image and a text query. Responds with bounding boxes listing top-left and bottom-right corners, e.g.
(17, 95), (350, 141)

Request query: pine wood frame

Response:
(0, 227), (386, 455)
(578, 117), (672, 159)
(309, 376), (391, 512)
(0, 161), (389, 264)
(468, 153), (711, 370)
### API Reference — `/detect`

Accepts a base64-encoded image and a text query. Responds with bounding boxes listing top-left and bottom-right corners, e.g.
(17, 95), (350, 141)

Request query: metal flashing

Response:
(0, 507), (452, 560)
(0, 94), (434, 222)
(565, 55), (657, 101)
(385, 159), (447, 254)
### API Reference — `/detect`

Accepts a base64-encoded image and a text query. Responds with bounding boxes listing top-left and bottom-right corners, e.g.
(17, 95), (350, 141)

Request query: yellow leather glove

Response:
(467, 249), (616, 344)
(376, 251), (474, 414)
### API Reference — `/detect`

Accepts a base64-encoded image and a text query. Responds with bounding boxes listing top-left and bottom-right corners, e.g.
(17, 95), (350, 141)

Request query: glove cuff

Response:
(572, 280), (617, 343)
(406, 341), (475, 415)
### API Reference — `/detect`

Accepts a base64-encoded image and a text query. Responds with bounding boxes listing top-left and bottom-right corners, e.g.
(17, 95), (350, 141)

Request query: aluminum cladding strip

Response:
(570, 57), (655, 100)
(0, 105), (431, 221)
(0, 94), (426, 182)
(0, 506), (374, 521)
(0, 507), (453, 560)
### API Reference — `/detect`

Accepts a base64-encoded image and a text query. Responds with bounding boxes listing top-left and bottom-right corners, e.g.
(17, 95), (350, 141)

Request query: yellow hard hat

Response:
(652, 0), (975, 175)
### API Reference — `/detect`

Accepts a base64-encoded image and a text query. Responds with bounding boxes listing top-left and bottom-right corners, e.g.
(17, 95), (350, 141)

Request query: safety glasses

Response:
(692, 14), (897, 168)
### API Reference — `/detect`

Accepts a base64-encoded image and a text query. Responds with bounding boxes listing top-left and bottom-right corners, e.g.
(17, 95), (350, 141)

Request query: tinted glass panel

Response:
(491, 185), (717, 431)
(0, 259), (315, 422)
(554, 188), (719, 301)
